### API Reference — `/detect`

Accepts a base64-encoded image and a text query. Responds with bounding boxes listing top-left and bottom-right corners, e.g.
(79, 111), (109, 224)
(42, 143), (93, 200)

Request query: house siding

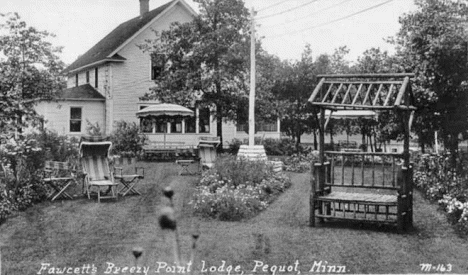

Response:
(35, 100), (105, 136)
(110, 3), (194, 129)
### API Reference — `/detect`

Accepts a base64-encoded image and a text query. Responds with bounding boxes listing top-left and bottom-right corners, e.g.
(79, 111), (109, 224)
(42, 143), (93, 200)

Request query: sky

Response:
(1, 0), (417, 65)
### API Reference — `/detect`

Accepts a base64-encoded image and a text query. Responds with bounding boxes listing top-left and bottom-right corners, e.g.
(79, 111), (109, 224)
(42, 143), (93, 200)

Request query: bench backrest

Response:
(324, 151), (404, 190)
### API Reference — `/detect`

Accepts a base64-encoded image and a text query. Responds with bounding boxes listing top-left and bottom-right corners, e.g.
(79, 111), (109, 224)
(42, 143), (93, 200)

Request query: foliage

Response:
(349, 48), (405, 151)
(0, 13), (65, 134)
(413, 153), (468, 236)
(0, 129), (80, 223)
(0, 134), (44, 223)
(110, 120), (147, 158)
(393, 0), (468, 155)
(85, 120), (103, 137)
(283, 151), (319, 173)
(139, 0), (252, 147)
(272, 45), (317, 148)
(190, 155), (291, 220)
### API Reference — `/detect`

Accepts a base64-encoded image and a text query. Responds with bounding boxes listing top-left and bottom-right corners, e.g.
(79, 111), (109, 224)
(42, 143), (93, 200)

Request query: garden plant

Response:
(190, 154), (291, 221)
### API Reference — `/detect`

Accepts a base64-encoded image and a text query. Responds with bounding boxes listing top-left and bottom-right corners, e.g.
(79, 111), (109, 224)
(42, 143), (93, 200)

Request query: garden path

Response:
(0, 163), (467, 274)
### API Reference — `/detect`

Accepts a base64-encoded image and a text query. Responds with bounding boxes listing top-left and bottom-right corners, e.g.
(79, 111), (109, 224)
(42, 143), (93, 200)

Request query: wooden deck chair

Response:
(198, 144), (217, 169)
(197, 137), (220, 170)
(43, 161), (77, 201)
(79, 137), (118, 203)
(113, 157), (144, 196)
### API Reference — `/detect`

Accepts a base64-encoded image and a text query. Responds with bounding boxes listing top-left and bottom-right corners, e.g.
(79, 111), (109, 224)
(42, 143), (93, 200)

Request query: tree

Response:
(350, 47), (403, 151)
(393, 0), (468, 156)
(0, 13), (65, 136)
(139, 0), (252, 148)
(270, 44), (318, 149)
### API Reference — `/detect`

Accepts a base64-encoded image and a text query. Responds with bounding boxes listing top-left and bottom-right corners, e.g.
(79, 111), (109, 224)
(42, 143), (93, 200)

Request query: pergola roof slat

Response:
(309, 74), (415, 111)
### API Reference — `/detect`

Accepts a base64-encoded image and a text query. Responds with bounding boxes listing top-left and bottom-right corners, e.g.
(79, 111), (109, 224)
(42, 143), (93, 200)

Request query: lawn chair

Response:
(43, 161), (77, 201)
(175, 147), (199, 175)
(198, 137), (220, 170)
(113, 156), (144, 196)
(79, 136), (119, 203)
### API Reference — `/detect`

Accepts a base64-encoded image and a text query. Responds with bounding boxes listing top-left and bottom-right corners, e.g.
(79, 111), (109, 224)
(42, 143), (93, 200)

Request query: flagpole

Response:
(249, 6), (256, 146)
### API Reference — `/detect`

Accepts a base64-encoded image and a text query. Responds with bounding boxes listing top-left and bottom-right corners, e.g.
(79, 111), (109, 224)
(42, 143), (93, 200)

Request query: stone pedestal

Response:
(237, 145), (268, 161)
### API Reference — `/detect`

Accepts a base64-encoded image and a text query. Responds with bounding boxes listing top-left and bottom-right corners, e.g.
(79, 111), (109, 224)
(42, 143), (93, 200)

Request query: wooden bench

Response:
(310, 151), (413, 231)
(142, 141), (186, 160)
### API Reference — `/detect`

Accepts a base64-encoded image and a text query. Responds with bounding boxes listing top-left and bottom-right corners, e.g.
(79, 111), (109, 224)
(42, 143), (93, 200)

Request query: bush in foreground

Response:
(190, 155), (291, 221)
(413, 153), (468, 236)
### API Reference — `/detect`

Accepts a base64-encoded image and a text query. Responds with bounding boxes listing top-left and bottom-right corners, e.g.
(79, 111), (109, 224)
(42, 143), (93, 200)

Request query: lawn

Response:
(0, 161), (467, 274)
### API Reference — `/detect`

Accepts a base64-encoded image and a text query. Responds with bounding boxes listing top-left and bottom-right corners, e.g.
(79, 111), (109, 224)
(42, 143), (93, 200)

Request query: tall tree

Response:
(393, 0), (468, 156)
(0, 13), (65, 135)
(271, 44), (317, 149)
(351, 47), (403, 151)
(139, 0), (252, 148)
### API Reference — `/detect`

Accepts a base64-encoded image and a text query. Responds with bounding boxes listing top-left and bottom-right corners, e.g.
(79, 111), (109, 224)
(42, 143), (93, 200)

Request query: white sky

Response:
(1, 0), (417, 65)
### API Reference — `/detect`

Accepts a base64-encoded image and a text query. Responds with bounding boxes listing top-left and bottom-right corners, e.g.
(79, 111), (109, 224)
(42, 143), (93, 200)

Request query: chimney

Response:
(140, 0), (149, 16)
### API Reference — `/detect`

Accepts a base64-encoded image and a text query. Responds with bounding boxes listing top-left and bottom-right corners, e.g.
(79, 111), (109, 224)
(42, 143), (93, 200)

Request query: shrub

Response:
(110, 120), (147, 158)
(414, 153), (468, 236)
(0, 129), (79, 224)
(283, 151), (319, 172)
(190, 155), (291, 220)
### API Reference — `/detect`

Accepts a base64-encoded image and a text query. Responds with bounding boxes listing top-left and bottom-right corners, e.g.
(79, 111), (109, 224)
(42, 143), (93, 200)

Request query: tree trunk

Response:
(361, 127), (366, 151)
(216, 104), (223, 153)
(295, 130), (301, 152)
(313, 130), (318, 150)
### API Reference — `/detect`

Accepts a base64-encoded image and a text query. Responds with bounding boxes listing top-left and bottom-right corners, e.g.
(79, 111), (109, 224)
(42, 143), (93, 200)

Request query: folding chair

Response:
(175, 147), (199, 175)
(43, 161), (77, 201)
(197, 137), (220, 170)
(113, 156), (144, 196)
(79, 137), (119, 203)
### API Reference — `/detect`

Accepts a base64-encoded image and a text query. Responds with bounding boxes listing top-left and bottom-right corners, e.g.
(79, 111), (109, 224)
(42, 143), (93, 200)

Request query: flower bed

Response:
(190, 155), (291, 221)
(413, 153), (468, 236)
(283, 151), (319, 172)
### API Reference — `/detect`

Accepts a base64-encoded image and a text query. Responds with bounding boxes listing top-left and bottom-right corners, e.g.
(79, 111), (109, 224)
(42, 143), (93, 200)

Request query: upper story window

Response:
(70, 107), (82, 133)
(75, 74), (78, 87)
(151, 54), (166, 80)
(95, 68), (98, 88)
(86, 71), (90, 83)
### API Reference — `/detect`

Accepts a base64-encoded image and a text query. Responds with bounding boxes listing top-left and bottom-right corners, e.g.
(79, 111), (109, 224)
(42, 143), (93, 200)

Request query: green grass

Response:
(0, 162), (467, 274)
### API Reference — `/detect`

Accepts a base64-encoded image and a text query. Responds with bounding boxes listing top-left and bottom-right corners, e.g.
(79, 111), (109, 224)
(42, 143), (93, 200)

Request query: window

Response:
(140, 118), (153, 133)
(185, 114), (196, 133)
(95, 68), (98, 88)
(86, 71), (90, 83)
(155, 118), (167, 133)
(75, 74), (78, 87)
(70, 107), (82, 133)
(151, 54), (165, 80)
(199, 108), (210, 133)
(170, 118), (182, 133)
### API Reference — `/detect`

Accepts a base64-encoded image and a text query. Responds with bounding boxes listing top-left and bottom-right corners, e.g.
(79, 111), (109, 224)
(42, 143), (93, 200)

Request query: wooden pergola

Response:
(308, 73), (416, 231)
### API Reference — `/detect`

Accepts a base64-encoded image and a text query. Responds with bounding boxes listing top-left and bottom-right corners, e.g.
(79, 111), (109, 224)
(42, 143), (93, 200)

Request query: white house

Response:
(35, 0), (280, 147)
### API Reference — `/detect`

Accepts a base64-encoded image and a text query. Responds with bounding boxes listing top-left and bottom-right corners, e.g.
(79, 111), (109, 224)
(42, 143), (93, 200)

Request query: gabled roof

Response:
(64, 0), (196, 74)
(59, 84), (105, 101)
(308, 74), (416, 111)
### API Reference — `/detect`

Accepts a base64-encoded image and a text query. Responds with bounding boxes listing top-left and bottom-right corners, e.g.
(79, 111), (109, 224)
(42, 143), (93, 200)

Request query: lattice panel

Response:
(309, 74), (415, 110)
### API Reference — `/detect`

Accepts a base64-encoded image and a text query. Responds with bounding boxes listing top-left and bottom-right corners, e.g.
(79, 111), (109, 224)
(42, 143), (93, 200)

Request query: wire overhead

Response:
(257, 0), (291, 12)
(260, 0), (351, 29)
(262, 0), (395, 39)
(256, 0), (320, 20)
